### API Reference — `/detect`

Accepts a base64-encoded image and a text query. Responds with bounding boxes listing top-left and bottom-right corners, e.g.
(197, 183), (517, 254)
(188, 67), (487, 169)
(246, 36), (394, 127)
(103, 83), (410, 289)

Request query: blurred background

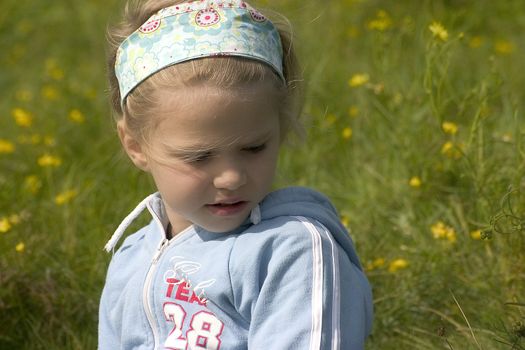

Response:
(1, 0), (524, 348)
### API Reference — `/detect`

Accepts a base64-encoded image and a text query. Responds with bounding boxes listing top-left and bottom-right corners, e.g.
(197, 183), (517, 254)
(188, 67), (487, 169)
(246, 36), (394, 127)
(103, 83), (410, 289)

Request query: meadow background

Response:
(1, 0), (524, 348)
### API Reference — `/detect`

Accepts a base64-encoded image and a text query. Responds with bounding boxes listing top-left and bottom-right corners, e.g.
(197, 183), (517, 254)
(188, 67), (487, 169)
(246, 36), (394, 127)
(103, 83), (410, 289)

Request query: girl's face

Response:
(120, 82), (281, 235)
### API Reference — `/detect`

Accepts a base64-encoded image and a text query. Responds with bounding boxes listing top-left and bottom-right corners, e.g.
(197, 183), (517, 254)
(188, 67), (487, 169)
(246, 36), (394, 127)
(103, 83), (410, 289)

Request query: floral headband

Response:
(115, 0), (285, 104)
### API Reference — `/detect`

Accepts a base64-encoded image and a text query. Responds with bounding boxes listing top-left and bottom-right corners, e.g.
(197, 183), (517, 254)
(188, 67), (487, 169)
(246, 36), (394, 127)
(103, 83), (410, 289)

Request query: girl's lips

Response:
(205, 201), (248, 216)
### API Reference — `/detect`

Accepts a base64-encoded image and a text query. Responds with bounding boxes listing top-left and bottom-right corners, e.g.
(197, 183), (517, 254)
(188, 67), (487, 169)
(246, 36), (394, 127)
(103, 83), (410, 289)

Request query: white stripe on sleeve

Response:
(294, 216), (324, 350)
(294, 216), (341, 350)
(324, 224), (341, 349)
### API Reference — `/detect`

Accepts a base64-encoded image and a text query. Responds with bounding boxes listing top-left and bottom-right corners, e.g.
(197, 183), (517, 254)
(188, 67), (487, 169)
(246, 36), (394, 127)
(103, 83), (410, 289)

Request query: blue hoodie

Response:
(99, 186), (373, 349)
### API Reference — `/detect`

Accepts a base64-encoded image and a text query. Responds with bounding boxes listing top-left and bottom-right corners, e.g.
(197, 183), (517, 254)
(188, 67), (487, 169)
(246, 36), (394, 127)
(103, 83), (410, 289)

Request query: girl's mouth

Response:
(205, 201), (248, 216)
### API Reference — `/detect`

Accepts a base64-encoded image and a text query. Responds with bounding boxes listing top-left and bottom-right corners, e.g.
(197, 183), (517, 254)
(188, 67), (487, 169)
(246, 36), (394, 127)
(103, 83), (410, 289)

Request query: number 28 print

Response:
(163, 302), (225, 349)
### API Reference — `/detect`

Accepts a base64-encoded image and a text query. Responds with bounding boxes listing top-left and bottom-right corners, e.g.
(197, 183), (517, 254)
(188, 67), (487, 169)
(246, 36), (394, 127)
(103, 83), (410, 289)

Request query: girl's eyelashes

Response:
(172, 143), (267, 164)
(187, 152), (213, 163)
(181, 151), (213, 163)
(243, 143), (267, 153)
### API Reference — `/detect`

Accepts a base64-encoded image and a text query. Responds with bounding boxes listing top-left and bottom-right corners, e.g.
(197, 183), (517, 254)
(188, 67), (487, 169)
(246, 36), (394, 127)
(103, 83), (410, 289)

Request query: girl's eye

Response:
(184, 152), (212, 163)
(244, 143), (266, 153)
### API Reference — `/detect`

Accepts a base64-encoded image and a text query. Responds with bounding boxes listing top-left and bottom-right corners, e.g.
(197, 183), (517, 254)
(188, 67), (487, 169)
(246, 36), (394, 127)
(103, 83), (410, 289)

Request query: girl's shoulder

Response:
(231, 215), (334, 265)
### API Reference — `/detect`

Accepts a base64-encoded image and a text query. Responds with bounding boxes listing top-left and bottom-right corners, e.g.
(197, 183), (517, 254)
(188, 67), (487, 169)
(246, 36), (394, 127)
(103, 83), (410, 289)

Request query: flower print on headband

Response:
(195, 8), (222, 27)
(115, 0), (284, 104)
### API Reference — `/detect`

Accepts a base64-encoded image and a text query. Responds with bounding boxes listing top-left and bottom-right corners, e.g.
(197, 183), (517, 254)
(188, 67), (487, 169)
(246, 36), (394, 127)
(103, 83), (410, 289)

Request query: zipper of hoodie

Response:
(143, 237), (169, 350)
(142, 217), (194, 350)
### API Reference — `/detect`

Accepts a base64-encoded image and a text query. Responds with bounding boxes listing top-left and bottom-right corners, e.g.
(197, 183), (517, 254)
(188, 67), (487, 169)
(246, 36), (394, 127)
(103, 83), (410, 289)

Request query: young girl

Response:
(99, 0), (373, 348)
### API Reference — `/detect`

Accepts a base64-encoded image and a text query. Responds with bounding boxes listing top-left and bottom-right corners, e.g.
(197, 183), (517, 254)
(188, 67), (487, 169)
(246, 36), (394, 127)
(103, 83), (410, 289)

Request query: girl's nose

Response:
(213, 162), (247, 191)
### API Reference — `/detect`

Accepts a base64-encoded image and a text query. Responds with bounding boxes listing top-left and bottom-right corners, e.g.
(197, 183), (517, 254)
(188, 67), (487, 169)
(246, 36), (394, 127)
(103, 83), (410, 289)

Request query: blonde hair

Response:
(106, 0), (304, 145)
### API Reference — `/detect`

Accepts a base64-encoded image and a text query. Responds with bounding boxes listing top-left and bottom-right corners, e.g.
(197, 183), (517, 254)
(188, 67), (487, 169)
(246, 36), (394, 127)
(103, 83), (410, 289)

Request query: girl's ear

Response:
(117, 120), (150, 172)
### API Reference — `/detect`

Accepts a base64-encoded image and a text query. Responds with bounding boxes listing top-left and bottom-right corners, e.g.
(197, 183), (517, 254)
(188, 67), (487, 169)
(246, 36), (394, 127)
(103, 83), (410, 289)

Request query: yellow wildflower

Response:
(24, 175), (42, 194)
(409, 176), (422, 188)
(442, 121), (458, 135)
(446, 229), (457, 243)
(340, 214), (350, 229)
(367, 10), (392, 31)
(372, 258), (385, 268)
(431, 221), (447, 239)
(348, 106), (359, 118)
(469, 36), (483, 48)
(54, 189), (78, 205)
(429, 21), (448, 41)
(0, 139), (15, 154)
(0, 217), (12, 233)
(441, 141), (454, 153)
(12, 108), (33, 127)
(494, 40), (515, 55)
(348, 73), (370, 88)
(37, 154), (62, 167)
(366, 257), (386, 271)
(431, 221), (456, 242)
(69, 109), (86, 123)
(41, 85), (60, 100)
(470, 229), (482, 240)
(15, 242), (25, 253)
(441, 141), (462, 159)
(388, 258), (409, 273)
(342, 127), (353, 140)
(325, 113), (337, 125)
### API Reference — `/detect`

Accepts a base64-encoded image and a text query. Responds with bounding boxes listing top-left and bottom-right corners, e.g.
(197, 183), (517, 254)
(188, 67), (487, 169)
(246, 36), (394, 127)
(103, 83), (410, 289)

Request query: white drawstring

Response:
(105, 195), (262, 252)
(250, 204), (261, 225)
(104, 193), (158, 253)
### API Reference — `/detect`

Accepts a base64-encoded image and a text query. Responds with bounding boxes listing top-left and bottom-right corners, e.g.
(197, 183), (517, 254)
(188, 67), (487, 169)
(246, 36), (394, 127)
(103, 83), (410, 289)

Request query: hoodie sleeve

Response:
(229, 216), (373, 350)
(98, 278), (120, 350)
(98, 256), (122, 350)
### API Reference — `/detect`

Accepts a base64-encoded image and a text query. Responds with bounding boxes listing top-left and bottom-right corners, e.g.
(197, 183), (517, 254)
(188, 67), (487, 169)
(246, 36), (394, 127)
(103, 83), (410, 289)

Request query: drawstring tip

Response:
(250, 205), (261, 225)
(103, 241), (115, 253)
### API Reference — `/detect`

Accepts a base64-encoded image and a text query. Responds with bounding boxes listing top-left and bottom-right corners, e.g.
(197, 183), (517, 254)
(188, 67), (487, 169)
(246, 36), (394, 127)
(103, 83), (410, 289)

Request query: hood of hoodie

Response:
(257, 186), (363, 269)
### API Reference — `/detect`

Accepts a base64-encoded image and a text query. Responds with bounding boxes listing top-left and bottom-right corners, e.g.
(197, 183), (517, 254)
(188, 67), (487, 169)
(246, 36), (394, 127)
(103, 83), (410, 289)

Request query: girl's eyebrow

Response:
(162, 131), (274, 155)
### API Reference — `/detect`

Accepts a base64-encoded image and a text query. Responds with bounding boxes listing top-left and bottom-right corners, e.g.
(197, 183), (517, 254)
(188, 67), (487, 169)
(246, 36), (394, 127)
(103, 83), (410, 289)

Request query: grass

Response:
(1, 0), (524, 348)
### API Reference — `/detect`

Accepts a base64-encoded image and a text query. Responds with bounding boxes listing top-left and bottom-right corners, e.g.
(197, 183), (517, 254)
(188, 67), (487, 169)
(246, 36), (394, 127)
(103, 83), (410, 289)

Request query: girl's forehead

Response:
(154, 83), (279, 121)
(160, 80), (276, 102)
(151, 84), (281, 147)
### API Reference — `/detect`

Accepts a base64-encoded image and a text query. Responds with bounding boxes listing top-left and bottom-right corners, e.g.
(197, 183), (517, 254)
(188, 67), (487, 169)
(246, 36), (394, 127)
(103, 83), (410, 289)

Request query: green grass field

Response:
(1, 0), (524, 348)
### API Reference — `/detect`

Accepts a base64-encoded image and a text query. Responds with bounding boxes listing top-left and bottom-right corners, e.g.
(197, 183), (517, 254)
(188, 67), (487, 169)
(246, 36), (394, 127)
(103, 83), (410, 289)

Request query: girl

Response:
(99, 0), (373, 349)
